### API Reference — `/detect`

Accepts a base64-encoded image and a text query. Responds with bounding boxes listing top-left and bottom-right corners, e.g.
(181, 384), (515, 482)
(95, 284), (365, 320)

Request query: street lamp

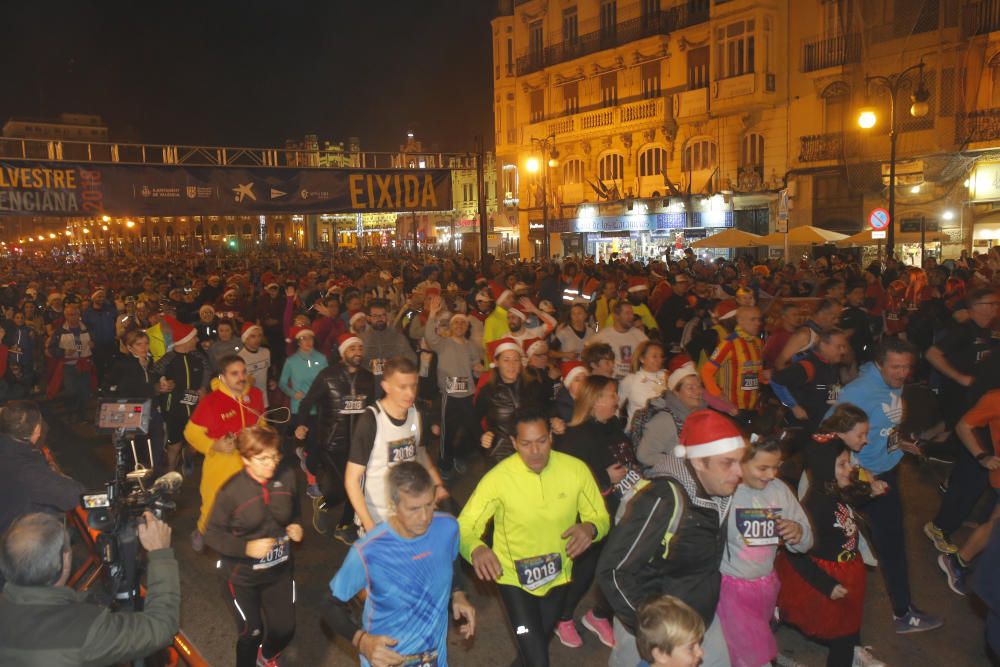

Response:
(525, 133), (559, 259)
(857, 60), (929, 258)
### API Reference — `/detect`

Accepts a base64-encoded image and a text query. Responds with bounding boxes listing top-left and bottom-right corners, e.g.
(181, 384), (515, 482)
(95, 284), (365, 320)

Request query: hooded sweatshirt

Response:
(826, 362), (903, 475)
(635, 392), (703, 476)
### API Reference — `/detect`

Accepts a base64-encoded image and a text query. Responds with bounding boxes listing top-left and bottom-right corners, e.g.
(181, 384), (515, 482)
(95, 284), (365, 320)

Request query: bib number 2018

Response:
(515, 553), (562, 591)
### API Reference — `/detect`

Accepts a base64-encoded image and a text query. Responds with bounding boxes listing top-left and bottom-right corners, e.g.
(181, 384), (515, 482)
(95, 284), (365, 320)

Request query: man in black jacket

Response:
(598, 409), (744, 667)
(293, 332), (375, 544)
(0, 401), (85, 539)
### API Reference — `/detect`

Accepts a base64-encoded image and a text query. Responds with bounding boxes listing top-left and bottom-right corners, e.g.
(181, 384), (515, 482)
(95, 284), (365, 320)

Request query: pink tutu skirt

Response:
(717, 571), (781, 667)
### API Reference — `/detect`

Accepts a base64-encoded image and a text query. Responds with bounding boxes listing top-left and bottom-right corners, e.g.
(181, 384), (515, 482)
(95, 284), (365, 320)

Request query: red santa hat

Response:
(627, 276), (650, 293)
(289, 325), (314, 340)
(223, 287), (238, 299)
(350, 311), (367, 326)
(240, 322), (262, 341)
(337, 332), (363, 357)
(265, 282), (280, 290)
(507, 307), (527, 321)
(667, 357), (699, 391)
(522, 337), (547, 357)
(561, 360), (587, 386)
(91, 288), (106, 299)
(165, 316), (197, 347)
(674, 409), (745, 459)
(488, 337), (523, 360)
(715, 299), (739, 320)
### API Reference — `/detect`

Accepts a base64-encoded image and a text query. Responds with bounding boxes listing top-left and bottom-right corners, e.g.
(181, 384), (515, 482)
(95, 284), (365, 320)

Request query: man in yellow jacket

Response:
(458, 408), (609, 667)
(183, 354), (265, 552)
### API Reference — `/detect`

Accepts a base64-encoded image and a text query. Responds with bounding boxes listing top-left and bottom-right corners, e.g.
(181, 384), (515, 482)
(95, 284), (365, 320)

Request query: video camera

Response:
(81, 399), (183, 610)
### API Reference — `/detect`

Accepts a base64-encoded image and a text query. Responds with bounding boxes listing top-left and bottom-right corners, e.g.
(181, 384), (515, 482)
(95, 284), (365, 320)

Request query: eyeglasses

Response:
(251, 454), (281, 464)
(975, 301), (1000, 308)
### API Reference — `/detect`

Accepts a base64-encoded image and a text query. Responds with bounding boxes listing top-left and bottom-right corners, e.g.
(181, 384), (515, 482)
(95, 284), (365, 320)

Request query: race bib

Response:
(446, 376), (470, 394)
(388, 436), (417, 464)
(741, 373), (759, 392)
(886, 312), (899, 321)
(886, 428), (901, 453)
(341, 395), (366, 414)
(252, 536), (290, 570)
(736, 508), (781, 546)
(615, 468), (643, 496)
(180, 390), (200, 407)
(826, 383), (842, 404)
(515, 553), (562, 591)
(977, 348), (992, 362)
(371, 358), (385, 376)
(400, 650), (438, 667)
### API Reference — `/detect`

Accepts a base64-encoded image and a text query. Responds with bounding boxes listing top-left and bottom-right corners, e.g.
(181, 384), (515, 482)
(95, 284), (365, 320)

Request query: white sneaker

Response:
(853, 645), (886, 667)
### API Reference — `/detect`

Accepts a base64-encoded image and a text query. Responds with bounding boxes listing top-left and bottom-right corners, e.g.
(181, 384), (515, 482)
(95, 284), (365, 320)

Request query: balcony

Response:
(957, 108), (1000, 144)
(801, 33), (861, 72)
(736, 165), (764, 192)
(523, 96), (668, 140)
(964, 0), (1000, 36)
(516, 4), (709, 76)
(799, 133), (843, 162)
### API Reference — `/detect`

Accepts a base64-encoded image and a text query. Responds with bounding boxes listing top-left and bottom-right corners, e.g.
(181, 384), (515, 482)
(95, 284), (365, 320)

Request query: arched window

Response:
(274, 224), (284, 238)
(226, 224), (236, 236)
(242, 223), (252, 236)
(195, 224), (204, 236)
(822, 81), (850, 133)
(741, 134), (764, 167)
(210, 225), (220, 238)
(598, 153), (624, 181)
(165, 226), (174, 237)
(638, 146), (667, 177)
(562, 158), (585, 184)
(682, 139), (718, 171)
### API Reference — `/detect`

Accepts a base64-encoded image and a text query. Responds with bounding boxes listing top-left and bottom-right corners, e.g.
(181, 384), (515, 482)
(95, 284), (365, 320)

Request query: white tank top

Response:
(361, 401), (422, 525)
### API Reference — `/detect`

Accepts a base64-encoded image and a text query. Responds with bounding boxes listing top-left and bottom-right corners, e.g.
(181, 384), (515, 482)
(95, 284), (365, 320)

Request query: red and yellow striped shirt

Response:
(701, 328), (764, 411)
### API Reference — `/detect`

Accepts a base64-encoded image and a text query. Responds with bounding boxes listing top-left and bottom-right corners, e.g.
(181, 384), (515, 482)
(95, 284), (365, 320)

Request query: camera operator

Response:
(0, 401), (85, 538)
(0, 511), (179, 666)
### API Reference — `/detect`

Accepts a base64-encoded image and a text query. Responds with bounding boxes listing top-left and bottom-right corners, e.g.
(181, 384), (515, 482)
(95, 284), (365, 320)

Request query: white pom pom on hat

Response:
(674, 409), (745, 459)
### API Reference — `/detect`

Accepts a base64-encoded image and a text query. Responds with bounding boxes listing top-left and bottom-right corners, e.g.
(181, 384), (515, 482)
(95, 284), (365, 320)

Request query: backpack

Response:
(630, 396), (685, 453)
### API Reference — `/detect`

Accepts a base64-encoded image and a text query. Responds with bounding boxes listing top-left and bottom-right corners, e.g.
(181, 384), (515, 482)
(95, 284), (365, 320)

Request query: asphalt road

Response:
(44, 401), (994, 667)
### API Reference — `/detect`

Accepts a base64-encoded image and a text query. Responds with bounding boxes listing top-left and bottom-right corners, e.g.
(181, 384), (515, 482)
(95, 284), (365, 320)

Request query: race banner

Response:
(0, 159), (452, 216)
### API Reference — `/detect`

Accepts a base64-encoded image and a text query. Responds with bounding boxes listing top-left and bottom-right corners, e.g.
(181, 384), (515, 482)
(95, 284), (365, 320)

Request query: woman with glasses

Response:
(205, 425), (303, 667)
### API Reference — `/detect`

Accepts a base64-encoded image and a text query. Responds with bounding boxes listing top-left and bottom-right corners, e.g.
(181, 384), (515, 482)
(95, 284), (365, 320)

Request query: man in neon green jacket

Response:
(458, 408), (610, 667)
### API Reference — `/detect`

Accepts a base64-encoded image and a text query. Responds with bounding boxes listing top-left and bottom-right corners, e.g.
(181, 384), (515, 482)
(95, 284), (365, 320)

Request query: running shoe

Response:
(306, 483), (322, 499)
(852, 645), (886, 667)
(893, 606), (943, 634)
(334, 524), (358, 546)
(581, 609), (615, 648)
(937, 553), (968, 596)
(312, 496), (329, 535)
(923, 521), (958, 554)
(256, 647), (281, 667)
(554, 619), (583, 648)
(190, 529), (204, 554)
(295, 446), (309, 474)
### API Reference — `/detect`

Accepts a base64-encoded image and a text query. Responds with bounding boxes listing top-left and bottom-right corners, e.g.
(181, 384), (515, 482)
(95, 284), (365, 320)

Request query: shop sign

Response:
(971, 162), (1000, 202)
(560, 211), (732, 234)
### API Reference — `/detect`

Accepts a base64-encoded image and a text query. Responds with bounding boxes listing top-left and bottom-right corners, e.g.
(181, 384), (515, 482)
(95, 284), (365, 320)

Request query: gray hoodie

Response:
(636, 392), (703, 477)
(424, 322), (481, 399)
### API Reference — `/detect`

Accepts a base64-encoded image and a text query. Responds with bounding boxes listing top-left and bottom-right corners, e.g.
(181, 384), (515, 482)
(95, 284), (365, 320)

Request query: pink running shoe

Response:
(582, 609), (615, 648)
(554, 619), (583, 648)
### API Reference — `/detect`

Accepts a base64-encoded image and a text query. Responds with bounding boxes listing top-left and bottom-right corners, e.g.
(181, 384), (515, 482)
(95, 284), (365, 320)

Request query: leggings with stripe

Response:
(224, 564), (296, 666)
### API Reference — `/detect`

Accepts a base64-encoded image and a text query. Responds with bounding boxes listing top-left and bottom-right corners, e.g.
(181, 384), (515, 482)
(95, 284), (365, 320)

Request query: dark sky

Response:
(0, 0), (496, 152)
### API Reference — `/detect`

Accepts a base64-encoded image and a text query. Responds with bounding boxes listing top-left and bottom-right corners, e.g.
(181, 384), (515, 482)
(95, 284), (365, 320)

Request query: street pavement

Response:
(46, 402), (994, 667)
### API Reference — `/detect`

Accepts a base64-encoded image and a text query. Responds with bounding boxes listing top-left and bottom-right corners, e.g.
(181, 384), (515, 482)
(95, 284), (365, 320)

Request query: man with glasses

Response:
(359, 300), (416, 400)
(925, 288), (1000, 555)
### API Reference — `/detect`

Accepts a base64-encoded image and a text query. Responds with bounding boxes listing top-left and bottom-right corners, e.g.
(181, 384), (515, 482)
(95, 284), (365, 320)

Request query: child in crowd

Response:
(776, 437), (886, 667)
(718, 435), (813, 667)
(636, 595), (706, 667)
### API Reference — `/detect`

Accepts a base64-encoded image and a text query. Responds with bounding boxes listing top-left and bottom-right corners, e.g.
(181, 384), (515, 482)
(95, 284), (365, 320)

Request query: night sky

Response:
(0, 0), (496, 152)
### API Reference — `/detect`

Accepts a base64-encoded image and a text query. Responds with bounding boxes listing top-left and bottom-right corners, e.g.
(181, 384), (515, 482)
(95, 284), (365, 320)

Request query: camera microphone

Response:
(151, 471), (183, 494)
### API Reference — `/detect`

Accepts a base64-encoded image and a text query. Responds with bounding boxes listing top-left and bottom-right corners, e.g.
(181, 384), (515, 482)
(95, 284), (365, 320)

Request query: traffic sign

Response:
(872, 230), (887, 239)
(869, 208), (890, 231)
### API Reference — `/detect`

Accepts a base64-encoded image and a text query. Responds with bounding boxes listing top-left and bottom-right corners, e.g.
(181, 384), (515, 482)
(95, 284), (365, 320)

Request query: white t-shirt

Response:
(619, 369), (666, 427)
(594, 326), (648, 379)
(239, 346), (271, 407)
(554, 325), (595, 361)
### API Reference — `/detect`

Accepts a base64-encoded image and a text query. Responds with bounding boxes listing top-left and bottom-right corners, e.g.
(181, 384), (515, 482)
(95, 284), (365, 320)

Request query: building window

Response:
(563, 158), (585, 184)
(563, 81), (580, 115)
(716, 19), (755, 79)
(529, 20), (544, 62)
(563, 6), (578, 45)
(638, 147), (667, 177)
(600, 72), (618, 108)
(506, 38), (513, 75)
(503, 165), (519, 200)
(598, 153), (624, 181)
(642, 0), (660, 18)
(530, 89), (544, 123)
(741, 133), (764, 167)
(683, 140), (718, 171)
(600, 1), (617, 42)
(821, 81), (849, 133)
(641, 62), (661, 99)
(688, 46), (709, 90)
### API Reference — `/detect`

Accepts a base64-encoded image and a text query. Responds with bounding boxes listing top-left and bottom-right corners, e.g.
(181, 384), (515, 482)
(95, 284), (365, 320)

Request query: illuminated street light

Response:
(48, 233), (55, 239)
(64, 230), (72, 236)
(525, 157), (540, 173)
(82, 228), (90, 234)
(102, 215), (110, 222)
(942, 210), (955, 221)
(126, 220), (135, 228)
(102, 225), (109, 231)
(857, 108), (877, 129)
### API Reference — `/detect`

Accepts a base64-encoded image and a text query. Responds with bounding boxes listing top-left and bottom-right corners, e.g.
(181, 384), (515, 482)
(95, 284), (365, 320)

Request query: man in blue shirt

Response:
(829, 337), (942, 634)
(323, 461), (475, 666)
